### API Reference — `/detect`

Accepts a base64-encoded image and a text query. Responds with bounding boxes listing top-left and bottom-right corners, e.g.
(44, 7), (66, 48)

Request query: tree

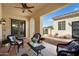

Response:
(47, 26), (53, 29)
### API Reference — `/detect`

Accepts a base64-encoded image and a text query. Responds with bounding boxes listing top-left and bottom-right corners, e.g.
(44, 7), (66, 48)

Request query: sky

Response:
(43, 3), (79, 27)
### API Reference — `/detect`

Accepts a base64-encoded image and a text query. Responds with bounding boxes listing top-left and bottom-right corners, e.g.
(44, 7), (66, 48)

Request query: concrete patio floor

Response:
(17, 37), (71, 56)
(17, 42), (57, 56)
(0, 37), (71, 56)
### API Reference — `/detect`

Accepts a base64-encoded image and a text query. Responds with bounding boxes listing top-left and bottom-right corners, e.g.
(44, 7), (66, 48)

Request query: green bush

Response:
(2, 39), (9, 44)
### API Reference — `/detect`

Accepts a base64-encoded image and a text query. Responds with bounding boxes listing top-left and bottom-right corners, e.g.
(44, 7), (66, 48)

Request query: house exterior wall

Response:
(48, 28), (52, 34)
(52, 16), (79, 38)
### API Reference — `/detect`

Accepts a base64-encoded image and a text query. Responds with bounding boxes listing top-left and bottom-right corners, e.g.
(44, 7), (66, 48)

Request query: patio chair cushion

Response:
(31, 33), (41, 43)
(58, 47), (68, 52)
(12, 36), (17, 41)
(57, 39), (79, 56)
(9, 36), (14, 42)
(12, 36), (22, 44)
(16, 40), (22, 44)
(68, 41), (79, 51)
(58, 41), (79, 52)
(9, 35), (17, 41)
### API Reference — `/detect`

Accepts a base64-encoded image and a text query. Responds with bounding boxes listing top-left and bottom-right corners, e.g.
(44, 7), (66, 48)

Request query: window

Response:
(58, 21), (65, 30)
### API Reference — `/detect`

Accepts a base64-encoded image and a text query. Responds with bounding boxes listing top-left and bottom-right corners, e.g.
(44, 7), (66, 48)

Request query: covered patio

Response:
(0, 3), (72, 56)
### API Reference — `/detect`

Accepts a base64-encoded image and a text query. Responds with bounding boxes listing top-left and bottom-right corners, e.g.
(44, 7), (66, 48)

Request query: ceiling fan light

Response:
(22, 10), (24, 13)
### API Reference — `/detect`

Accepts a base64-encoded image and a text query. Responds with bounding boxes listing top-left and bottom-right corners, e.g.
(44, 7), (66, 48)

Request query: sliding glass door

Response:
(11, 19), (26, 37)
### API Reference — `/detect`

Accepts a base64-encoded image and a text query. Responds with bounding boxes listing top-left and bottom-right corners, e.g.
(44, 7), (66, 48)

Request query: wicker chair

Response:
(57, 39), (79, 56)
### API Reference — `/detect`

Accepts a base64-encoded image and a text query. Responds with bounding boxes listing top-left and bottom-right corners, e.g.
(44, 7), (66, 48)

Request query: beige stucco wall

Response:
(48, 28), (52, 34)
(40, 16), (43, 35)
(52, 16), (79, 37)
(0, 24), (2, 41)
(0, 4), (2, 17)
(0, 4), (2, 41)
(29, 17), (35, 38)
(34, 15), (40, 33)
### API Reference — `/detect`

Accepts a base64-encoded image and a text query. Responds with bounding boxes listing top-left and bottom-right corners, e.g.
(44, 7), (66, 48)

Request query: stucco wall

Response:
(29, 18), (35, 38)
(34, 15), (40, 33)
(0, 24), (2, 41)
(0, 4), (2, 17)
(52, 16), (79, 37)
(0, 4), (2, 41)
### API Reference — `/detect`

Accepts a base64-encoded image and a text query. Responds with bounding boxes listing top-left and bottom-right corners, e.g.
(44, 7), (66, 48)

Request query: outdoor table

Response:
(27, 42), (45, 56)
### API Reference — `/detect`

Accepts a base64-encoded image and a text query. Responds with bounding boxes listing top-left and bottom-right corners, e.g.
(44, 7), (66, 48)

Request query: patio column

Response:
(34, 15), (40, 33)
(0, 4), (2, 45)
(0, 24), (2, 42)
(0, 4), (2, 17)
(29, 17), (35, 38)
(26, 18), (30, 38)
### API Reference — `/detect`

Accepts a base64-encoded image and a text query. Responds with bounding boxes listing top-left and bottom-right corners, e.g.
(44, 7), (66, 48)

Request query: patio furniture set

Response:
(0, 33), (79, 56)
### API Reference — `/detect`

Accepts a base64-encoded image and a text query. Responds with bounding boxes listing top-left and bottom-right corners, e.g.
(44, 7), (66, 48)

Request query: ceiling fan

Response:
(15, 3), (34, 13)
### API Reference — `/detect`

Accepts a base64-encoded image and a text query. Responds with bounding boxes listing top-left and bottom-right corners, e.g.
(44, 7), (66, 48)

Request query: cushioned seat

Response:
(21, 53), (28, 56)
(7, 35), (24, 53)
(57, 39), (79, 56)
(58, 47), (68, 52)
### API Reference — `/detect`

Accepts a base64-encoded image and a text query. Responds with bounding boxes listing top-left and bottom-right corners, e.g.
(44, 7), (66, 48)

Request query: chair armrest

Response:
(58, 50), (78, 56)
(57, 43), (69, 53)
(59, 50), (78, 54)
(40, 38), (45, 41)
(57, 43), (69, 47)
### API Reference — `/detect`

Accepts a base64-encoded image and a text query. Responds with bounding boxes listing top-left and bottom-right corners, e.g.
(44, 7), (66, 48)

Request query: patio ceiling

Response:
(2, 3), (69, 17)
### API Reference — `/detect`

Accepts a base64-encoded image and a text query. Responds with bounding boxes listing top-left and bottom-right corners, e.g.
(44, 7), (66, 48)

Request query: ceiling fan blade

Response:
(15, 3), (34, 13)
(21, 3), (26, 8)
(15, 7), (23, 9)
(27, 6), (34, 9)
(28, 10), (32, 13)
(22, 9), (25, 13)
(25, 3), (28, 7)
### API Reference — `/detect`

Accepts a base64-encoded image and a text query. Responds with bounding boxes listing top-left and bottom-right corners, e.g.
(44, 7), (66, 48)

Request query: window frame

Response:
(58, 21), (66, 30)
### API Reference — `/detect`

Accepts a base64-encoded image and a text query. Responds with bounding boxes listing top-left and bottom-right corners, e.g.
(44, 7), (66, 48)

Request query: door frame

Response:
(11, 19), (26, 37)
(72, 21), (79, 39)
